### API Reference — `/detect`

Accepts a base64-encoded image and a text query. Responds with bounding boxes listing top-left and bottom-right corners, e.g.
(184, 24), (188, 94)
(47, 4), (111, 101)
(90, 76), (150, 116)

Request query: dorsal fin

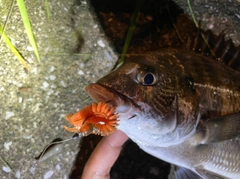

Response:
(184, 27), (240, 71)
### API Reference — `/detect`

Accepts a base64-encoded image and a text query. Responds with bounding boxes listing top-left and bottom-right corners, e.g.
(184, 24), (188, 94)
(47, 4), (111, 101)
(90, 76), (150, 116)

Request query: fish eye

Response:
(137, 71), (157, 85)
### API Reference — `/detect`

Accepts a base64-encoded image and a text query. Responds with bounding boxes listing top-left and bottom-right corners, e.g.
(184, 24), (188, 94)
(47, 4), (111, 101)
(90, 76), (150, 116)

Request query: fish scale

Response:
(203, 138), (240, 178)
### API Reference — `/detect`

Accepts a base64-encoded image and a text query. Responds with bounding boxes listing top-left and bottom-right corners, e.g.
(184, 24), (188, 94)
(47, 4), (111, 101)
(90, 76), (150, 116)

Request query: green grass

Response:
(0, 0), (45, 71)
(0, 25), (30, 71)
(0, 0), (31, 71)
(17, 0), (40, 62)
(187, 0), (199, 28)
(187, 0), (215, 57)
(115, 0), (145, 69)
(45, 0), (51, 19)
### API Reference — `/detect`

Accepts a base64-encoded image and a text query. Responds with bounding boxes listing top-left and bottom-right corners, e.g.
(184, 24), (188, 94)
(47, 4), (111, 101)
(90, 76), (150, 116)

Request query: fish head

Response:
(85, 50), (200, 147)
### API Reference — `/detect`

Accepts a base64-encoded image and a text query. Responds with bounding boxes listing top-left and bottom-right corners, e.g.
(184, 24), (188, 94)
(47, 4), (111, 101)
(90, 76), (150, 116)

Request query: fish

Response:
(84, 46), (240, 179)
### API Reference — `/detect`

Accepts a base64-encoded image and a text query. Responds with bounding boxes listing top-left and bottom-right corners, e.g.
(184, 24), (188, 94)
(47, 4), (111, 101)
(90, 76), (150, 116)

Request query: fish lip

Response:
(84, 83), (124, 107)
(85, 83), (142, 112)
(85, 83), (142, 121)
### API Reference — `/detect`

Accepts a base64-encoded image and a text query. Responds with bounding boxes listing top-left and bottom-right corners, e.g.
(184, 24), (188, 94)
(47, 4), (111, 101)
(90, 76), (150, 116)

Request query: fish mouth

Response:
(84, 83), (125, 107)
(85, 83), (140, 121)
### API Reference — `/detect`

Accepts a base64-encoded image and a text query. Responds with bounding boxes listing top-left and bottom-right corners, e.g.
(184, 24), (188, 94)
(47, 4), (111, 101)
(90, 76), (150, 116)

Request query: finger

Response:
(81, 130), (128, 179)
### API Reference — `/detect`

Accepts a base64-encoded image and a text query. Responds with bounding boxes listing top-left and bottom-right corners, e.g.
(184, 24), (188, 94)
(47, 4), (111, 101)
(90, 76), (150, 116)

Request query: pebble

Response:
(18, 97), (23, 103)
(49, 75), (56, 80)
(41, 81), (49, 90)
(26, 46), (33, 51)
(15, 170), (21, 178)
(97, 40), (105, 47)
(56, 164), (61, 171)
(78, 70), (84, 75)
(2, 166), (11, 173)
(5, 112), (14, 120)
(49, 66), (55, 72)
(29, 166), (35, 174)
(44, 170), (54, 179)
(4, 141), (12, 151)
(60, 81), (67, 87)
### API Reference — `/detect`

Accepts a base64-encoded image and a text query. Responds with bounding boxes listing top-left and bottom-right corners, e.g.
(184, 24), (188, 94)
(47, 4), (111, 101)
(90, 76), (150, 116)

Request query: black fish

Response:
(84, 31), (240, 179)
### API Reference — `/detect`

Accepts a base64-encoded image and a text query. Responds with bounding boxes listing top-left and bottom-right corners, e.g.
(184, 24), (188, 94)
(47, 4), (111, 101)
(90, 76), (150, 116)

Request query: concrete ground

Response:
(0, 0), (240, 179)
(0, 1), (117, 178)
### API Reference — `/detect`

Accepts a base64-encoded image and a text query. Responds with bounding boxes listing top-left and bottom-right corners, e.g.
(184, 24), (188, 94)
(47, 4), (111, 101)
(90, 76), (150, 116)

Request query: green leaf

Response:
(17, 0), (40, 62)
(0, 25), (31, 71)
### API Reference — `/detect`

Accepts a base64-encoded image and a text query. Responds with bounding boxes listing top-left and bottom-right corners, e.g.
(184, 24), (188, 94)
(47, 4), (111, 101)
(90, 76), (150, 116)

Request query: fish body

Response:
(85, 48), (240, 179)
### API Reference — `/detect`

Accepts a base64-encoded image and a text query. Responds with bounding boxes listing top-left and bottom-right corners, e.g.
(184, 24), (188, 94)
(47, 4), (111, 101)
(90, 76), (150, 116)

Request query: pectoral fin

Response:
(196, 169), (225, 179)
(174, 166), (202, 179)
(175, 166), (225, 179)
(196, 112), (240, 144)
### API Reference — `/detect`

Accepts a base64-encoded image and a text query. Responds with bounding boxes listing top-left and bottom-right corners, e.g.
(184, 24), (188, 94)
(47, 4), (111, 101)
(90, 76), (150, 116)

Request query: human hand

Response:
(81, 130), (128, 179)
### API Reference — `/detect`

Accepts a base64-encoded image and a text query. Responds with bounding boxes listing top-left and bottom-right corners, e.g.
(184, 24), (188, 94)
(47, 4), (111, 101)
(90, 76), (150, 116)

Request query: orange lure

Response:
(64, 102), (119, 136)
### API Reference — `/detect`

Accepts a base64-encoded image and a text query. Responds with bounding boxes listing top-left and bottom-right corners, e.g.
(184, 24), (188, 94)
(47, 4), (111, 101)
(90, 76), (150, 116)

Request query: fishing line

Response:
(36, 133), (83, 164)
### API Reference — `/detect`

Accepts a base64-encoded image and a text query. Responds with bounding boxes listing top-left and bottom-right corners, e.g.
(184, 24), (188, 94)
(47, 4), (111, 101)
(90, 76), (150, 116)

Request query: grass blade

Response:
(0, 25), (30, 71)
(0, 0), (15, 43)
(187, 0), (215, 57)
(17, 0), (40, 62)
(45, 0), (51, 19)
(115, 0), (145, 69)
